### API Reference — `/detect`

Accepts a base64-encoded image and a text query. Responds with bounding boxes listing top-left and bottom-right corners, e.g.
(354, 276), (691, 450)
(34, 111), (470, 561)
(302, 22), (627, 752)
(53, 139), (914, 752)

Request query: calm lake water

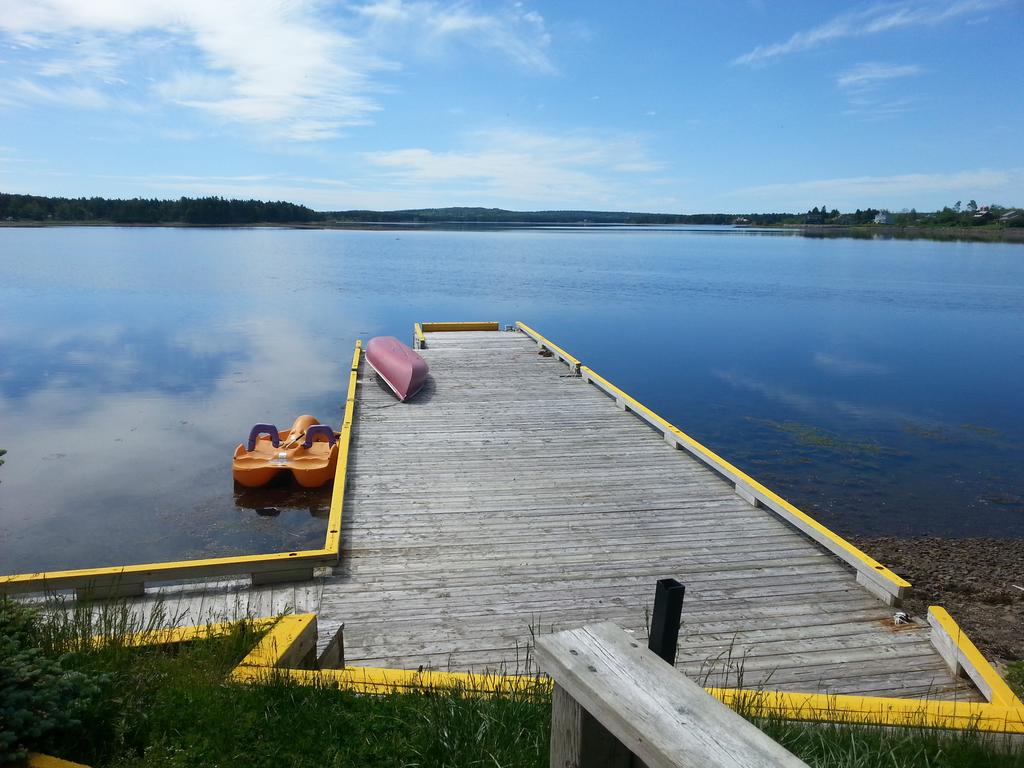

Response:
(1, 226), (1023, 573)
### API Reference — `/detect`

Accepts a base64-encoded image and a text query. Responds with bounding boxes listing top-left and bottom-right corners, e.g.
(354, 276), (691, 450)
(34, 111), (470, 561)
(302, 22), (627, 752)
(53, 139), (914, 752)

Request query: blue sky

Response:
(1, 0), (1022, 213)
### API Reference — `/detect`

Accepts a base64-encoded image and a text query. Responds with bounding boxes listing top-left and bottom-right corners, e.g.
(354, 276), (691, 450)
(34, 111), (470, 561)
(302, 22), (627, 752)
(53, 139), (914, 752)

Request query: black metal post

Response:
(648, 578), (685, 665)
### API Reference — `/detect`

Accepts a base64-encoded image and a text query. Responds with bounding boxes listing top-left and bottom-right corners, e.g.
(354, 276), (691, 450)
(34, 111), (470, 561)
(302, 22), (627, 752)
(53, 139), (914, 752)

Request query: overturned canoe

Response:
(366, 336), (429, 401)
(232, 414), (339, 488)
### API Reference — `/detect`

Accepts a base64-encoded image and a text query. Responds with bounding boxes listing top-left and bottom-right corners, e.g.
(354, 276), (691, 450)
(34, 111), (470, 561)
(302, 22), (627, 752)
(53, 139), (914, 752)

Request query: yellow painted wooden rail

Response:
(504, 321), (1024, 725)
(421, 321), (500, 332)
(415, 320), (501, 348)
(0, 341), (363, 598)
(27, 756), (90, 768)
(515, 321), (582, 375)
(928, 606), (1021, 708)
(512, 322), (909, 606)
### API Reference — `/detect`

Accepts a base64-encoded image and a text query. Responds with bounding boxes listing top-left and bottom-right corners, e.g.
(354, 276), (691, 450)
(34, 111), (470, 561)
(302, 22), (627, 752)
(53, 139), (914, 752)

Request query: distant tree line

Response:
(324, 207), (799, 226)
(0, 197), (798, 226)
(0, 193), (321, 224)
(926, 200), (1019, 227)
(796, 200), (1020, 228)
(1, 193), (1018, 228)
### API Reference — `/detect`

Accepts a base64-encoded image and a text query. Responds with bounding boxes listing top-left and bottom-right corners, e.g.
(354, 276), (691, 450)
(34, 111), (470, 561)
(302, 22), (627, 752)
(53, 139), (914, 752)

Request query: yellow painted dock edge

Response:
(577, 363), (910, 603)
(324, 340), (362, 555)
(510, 321), (908, 603)
(420, 321), (500, 332)
(708, 688), (1024, 734)
(515, 321), (582, 375)
(55, 612), (1024, 740)
(506, 322), (1024, 722)
(929, 606), (1023, 708)
(417, 321), (501, 348)
(0, 340), (362, 596)
(27, 754), (91, 768)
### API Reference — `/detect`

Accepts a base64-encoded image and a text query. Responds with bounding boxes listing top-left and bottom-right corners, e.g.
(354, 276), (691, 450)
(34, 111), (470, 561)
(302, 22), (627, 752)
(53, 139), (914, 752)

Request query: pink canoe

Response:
(366, 336), (429, 401)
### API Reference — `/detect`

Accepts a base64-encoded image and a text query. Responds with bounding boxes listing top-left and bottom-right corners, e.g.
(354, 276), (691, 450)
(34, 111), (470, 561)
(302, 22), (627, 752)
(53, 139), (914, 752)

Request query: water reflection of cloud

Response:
(0, 327), (249, 400)
(0, 314), (350, 545)
(713, 369), (932, 428)
(714, 370), (824, 415)
(813, 352), (887, 377)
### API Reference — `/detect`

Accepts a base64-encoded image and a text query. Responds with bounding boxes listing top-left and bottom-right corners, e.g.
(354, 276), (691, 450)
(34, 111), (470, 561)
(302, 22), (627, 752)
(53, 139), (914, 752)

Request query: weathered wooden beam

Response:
(251, 567), (315, 586)
(550, 683), (632, 768)
(536, 622), (809, 768)
(318, 624), (345, 670)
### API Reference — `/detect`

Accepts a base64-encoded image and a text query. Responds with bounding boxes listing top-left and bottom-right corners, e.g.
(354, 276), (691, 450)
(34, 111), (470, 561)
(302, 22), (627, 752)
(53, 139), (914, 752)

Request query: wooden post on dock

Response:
(648, 578), (684, 665)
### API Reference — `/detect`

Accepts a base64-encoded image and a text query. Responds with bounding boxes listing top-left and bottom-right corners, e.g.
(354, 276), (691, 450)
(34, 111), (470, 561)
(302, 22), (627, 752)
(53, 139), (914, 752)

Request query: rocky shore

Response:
(851, 536), (1023, 668)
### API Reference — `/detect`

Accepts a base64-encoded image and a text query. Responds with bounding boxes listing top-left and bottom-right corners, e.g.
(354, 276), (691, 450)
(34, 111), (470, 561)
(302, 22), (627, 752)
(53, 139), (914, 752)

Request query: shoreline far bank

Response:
(2, 219), (1023, 242)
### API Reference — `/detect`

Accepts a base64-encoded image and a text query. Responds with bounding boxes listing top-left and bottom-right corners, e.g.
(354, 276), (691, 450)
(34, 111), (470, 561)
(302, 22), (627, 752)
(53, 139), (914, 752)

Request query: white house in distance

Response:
(873, 211), (892, 225)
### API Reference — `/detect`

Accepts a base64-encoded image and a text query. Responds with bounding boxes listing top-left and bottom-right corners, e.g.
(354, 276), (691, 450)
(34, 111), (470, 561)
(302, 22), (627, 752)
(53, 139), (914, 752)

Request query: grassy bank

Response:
(798, 224), (1024, 242)
(2, 599), (551, 768)
(3, 599), (1023, 767)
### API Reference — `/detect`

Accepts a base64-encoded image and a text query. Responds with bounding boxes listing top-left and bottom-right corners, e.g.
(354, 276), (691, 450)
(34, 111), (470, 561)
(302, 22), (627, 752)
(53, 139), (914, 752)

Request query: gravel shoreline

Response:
(850, 536), (1024, 668)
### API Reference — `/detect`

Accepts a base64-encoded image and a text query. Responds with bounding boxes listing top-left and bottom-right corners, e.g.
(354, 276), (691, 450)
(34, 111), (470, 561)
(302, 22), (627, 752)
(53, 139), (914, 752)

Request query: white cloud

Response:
(837, 62), (923, 89)
(355, 0), (554, 73)
(0, 1), (381, 140)
(843, 96), (918, 121)
(835, 63), (924, 121)
(360, 128), (665, 206)
(0, 1), (554, 140)
(734, 0), (1004, 66)
(729, 168), (1024, 210)
(5, 77), (110, 109)
(5, 128), (675, 211)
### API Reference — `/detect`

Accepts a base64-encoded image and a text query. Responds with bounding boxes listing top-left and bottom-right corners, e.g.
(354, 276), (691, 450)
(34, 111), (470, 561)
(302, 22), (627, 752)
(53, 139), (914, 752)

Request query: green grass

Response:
(759, 719), (1024, 768)
(12, 599), (551, 768)
(7, 600), (1024, 768)
(1008, 662), (1024, 699)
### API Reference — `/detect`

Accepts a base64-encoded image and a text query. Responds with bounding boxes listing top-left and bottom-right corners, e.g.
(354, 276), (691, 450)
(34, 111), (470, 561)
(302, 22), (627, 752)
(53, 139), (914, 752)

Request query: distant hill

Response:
(1, 194), (797, 226)
(323, 207), (786, 225)
(3, 192), (1020, 230)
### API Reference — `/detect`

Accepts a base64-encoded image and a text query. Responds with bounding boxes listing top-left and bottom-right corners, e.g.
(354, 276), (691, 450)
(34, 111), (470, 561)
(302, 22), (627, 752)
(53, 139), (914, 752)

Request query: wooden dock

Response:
(117, 326), (980, 702)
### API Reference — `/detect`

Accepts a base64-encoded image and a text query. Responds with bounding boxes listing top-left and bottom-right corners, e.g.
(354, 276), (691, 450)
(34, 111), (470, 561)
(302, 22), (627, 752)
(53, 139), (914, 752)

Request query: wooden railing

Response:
(512, 321), (909, 606)
(536, 622), (809, 768)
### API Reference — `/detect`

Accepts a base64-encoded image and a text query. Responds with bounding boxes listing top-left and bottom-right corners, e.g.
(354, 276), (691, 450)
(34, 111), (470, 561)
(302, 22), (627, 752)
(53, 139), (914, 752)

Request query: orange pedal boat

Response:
(232, 415), (339, 488)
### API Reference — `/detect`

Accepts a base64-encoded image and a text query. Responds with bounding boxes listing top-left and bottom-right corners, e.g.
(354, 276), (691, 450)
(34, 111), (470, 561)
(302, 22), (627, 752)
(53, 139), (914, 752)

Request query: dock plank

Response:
(115, 328), (981, 704)
(316, 329), (982, 700)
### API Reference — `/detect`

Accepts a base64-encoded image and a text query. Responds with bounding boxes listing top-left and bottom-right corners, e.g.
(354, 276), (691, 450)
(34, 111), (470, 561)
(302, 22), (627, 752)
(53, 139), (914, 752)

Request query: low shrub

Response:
(0, 599), (105, 765)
